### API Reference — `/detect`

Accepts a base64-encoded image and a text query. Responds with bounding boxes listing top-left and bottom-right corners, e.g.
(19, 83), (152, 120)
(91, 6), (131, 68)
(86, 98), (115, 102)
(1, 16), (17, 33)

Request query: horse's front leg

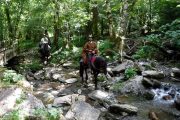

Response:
(80, 61), (84, 84)
(94, 71), (99, 90)
(85, 67), (88, 84)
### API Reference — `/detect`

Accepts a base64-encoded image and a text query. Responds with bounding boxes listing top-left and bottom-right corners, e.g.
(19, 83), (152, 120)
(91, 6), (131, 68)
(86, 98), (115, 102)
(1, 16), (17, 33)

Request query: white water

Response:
(152, 83), (180, 104)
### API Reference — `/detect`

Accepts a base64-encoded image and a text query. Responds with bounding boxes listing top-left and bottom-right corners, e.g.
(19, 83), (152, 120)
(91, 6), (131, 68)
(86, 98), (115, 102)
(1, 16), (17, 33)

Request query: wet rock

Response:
(142, 77), (161, 89)
(143, 90), (155, 100)
(164, 84), (171, 91)
(108, 104), (138, 115)
(152, 80), (161, 89)
(149, 111), (159, 120)
(172, 68), (180, 78)
(162, 95), (172, 100)
(175, 94), (180, 110)
(142, 77), (154, 88)
(65, 101), (100, 120)
(142, 70), (165, 79)
(168, 89), (176, 98)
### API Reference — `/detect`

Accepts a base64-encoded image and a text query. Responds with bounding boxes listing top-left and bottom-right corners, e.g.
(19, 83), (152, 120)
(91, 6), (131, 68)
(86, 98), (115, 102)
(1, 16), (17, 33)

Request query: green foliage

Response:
(160, 19), (180, 49)
(133, 45), (157, 60)
(112, 81), (124, 92)
(97, 75), (106, 82)
(71, 35), (86, 47)
(2, 110), (21, 120)
(18, 40), (37, 52)
(19, 60), (43, 73)
(157, 1), (180, 25)
(33, 108), (59, 120)
(16, 93), (26, 104)
(48, 108), (60, 120)
(2, 70), (23, 83)
(124, 68), (137, 80)
(51, 46), (82, 64)
(98, 40), (119, 61)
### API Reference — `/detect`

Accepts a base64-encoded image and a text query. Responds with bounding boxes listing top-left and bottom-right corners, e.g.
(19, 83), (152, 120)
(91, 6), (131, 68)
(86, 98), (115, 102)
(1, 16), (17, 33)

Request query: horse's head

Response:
(91, 56), (107, 74)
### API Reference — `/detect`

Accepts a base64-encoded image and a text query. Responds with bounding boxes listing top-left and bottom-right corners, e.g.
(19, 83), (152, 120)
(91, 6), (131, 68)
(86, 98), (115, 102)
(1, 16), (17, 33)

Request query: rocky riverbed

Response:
(0, 57), (180, 120)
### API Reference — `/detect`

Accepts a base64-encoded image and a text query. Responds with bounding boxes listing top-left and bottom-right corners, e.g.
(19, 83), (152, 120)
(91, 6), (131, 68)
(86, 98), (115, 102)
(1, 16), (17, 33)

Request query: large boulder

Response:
(0, 87), (45, 117)
(65, 101), (100, 120)
(112, 60), (134, 74)
(142, 77), (161, 89)
(0, 87), (22, 116)
(119, 76), (146, 95)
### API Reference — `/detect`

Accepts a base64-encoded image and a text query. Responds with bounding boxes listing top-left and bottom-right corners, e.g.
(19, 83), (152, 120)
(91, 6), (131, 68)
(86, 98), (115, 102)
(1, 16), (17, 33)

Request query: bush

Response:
(133, 45), (157, 60)
(98, 40), (119, 61)
(19, 60), (43, 73)
(124, 68), (137, 80)
(3, 70), (24, 83)
(18, 40), (37, 52)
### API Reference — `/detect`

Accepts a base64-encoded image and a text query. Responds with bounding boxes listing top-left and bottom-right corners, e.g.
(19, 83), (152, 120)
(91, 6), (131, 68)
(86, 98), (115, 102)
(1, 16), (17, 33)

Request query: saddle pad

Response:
(91, 57), (96, 63)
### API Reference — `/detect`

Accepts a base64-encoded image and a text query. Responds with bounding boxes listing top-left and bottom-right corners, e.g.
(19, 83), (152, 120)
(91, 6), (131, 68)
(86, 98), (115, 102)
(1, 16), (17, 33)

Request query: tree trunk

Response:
(4, 2), (13, 42)
(106, 0), (113, 39)
(53, 0), (60, 49)
(85, 0), (92, 38)
(119, 0), (137, 61)
(92, 1), (99, 40)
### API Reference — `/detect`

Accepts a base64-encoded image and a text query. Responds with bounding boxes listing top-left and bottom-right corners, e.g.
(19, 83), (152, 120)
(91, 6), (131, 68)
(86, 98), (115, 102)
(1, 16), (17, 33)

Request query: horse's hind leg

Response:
(80, 61), (84, 84)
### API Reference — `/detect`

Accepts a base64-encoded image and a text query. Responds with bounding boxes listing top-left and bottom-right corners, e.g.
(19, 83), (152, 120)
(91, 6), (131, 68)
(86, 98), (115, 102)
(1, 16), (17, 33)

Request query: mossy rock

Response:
(0, 67), (7, 79)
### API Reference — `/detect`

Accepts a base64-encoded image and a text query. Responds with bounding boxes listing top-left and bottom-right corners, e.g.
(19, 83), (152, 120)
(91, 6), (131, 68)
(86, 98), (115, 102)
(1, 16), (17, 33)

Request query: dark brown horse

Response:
(80, 54), (107, 89)
(39, 43), (50, 65)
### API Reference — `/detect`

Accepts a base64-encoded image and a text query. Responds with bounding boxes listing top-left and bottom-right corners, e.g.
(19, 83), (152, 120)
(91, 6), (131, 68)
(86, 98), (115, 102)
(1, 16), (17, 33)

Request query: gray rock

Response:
(143, 90), (155, 100)
(65, 101), (100, 120)
(88, 90), (116, 105)
(175, 94), (180, 110)
(172, 68), (180, 78)
(65, 78), (78, 84)
(120, 76), (145, 95)
(142, 78), (161, 89)
(142, 77), (154, 88)
(53, 94), (86, 107)
(108, 104), (138, 115)
(0, 87), (22, 116)
(142, 70), (165, 79)
(112, 60), (134, 74)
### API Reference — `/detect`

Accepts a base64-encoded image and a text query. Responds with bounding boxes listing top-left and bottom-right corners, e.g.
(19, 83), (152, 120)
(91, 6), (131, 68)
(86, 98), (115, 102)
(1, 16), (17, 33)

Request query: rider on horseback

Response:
(81, 34), (98, 68)
(39, 30), (51, 50)
(39, 30), (51, 64)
